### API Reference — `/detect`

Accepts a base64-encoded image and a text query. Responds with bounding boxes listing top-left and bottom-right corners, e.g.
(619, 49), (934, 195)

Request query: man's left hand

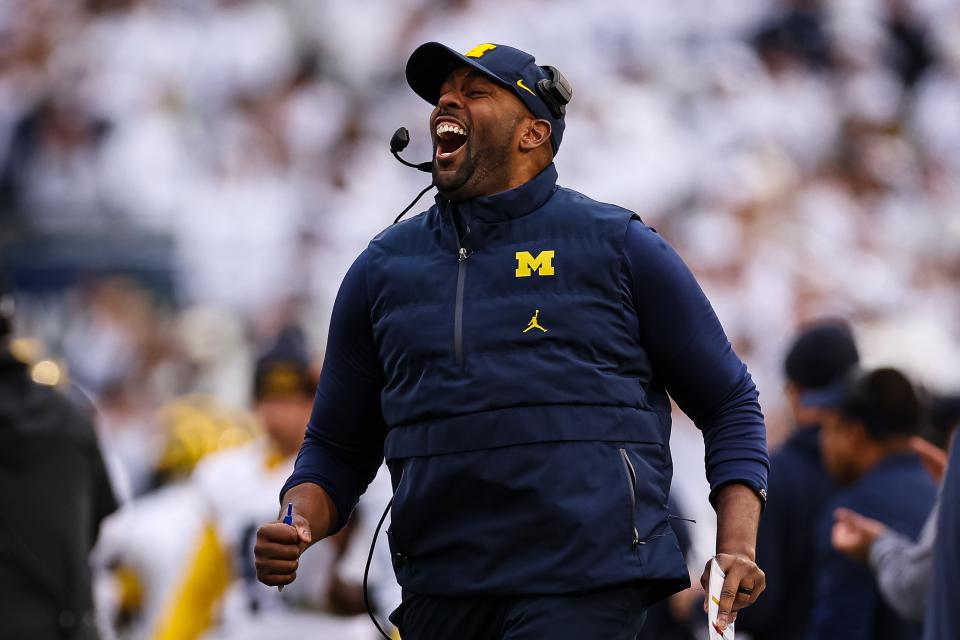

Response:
(699, 552), (766, 632)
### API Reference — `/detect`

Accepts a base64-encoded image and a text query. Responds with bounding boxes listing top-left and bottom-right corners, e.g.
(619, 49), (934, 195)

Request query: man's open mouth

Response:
(435, 119), (468, 162)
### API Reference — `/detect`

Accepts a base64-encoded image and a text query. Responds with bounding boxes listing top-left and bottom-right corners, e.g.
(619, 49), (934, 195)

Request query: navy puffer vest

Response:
(366, 164), (689, 598)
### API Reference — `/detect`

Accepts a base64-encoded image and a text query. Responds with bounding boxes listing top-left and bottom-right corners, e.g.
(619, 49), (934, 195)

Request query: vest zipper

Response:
(450, 204), (469, 367)
(455, 248), (467, 367)
(618, 448), (641, 546)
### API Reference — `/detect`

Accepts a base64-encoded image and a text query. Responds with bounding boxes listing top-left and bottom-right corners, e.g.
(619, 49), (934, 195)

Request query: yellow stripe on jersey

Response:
(153, 523), (231, 640)
(115, 564), (144, 615)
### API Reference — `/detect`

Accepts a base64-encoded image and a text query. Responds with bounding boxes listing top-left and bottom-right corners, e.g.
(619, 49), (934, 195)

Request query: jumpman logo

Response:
(523, 309), (547, 333)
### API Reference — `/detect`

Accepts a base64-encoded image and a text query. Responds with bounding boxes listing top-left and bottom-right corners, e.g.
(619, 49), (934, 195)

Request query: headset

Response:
(390, 127), (435, 224)
(535, 65), (573, 119)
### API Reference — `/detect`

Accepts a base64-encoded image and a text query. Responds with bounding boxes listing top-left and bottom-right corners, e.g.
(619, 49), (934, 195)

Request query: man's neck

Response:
(496, 159), (547, 195)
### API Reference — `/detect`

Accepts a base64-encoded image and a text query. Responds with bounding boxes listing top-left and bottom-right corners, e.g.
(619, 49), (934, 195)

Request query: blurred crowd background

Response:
(1, 0), (959, 638)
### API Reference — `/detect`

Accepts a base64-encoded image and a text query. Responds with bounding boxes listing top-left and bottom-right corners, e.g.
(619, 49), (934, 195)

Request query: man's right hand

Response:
(254, 514), (313, 587)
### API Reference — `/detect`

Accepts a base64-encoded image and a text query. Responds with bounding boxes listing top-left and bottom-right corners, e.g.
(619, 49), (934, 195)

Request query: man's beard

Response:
(434, 140), (477, 197)
(435, 135), (514, 201)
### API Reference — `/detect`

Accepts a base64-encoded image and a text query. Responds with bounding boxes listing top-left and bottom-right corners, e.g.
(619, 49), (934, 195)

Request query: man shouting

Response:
(254, 42), (769, 639)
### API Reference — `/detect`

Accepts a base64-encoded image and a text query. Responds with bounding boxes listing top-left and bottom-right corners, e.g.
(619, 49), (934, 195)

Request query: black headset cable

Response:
(363, 496), (395, 640)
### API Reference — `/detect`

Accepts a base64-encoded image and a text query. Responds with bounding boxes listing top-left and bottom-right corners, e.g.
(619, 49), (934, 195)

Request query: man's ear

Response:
(519, 118), (552, 152)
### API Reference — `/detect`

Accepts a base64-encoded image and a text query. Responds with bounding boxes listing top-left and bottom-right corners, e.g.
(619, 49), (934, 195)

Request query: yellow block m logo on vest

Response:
(515, 250), (555, 277)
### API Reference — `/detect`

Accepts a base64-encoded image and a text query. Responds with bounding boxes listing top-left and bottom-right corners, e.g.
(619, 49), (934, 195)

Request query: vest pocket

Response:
(618, 447), (641, 546)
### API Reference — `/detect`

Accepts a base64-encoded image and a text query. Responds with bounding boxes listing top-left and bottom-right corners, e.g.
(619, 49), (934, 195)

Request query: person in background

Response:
(807, 367), (937, 640)
(0, 274), (118, 640)
(92, 395), (256, 639)
(192, 326), (370, 640)
(831, 394), (960, 625)
(738, 320), (858, 640)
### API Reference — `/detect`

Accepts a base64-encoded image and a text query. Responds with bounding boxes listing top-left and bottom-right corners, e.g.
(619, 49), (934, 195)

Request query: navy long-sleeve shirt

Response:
(283, 218), (768, 533)
(739, 425), (835, 639)
(807, 452), (936, 640)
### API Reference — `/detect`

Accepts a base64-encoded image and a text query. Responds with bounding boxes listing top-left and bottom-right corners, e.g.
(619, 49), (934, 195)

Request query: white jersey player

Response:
(194, 327), (371, 639)
(92, 395), (256, 640)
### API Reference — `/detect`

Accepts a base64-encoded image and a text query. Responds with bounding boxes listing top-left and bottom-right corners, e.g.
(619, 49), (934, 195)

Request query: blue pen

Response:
(278, 502), (294, 592)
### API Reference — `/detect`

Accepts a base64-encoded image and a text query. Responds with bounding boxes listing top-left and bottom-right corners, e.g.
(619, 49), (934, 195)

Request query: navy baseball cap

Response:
(800, 381), (848, 410)
(406, 42), (569, 155)
(785, 320), (859, 392)
(810, 367), (922, 439)
(253, 326), (315, 400)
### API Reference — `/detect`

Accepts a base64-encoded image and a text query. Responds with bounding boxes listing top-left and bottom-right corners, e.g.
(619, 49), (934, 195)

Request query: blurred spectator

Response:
(92, 394), (256, 640)
(0, 274), (118, 640)
(831, 431), (953, 625)
(883, 0), (934, 89)
(739, 319), (859, 640)
(64, 277), (175, 499)
(752, 0), (831, 72)
(828, 395), (960, 638)
(190, 326), (370, 639)
(808, 367), (936, 639)
(0, 95), (114, 231)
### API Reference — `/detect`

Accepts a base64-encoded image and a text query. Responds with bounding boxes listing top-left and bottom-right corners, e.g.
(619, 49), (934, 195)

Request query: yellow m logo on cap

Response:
(515, 250), (555, 277)
(465, 43), (497, 58)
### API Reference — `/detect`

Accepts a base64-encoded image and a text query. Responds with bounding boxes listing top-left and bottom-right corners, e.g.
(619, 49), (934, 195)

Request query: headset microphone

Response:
(390, 127), (435, 224)
(390, 127), (432, 173)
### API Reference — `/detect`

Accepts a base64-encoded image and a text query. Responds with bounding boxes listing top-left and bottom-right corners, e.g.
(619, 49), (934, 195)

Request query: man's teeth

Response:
(436, 122), (467, 137)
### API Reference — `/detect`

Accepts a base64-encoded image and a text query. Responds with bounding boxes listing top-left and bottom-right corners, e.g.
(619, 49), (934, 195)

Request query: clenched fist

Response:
(700, 552), (766, 633)
(254, 514), (313, 587)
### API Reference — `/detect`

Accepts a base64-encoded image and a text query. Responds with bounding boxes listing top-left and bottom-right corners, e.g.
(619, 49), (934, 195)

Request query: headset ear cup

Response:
(551, 68), (573, 105)
(536, 78), (565, 119)
(535, 66), (572, 119)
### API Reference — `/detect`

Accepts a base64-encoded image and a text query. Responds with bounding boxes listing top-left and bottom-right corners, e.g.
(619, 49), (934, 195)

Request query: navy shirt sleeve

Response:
(806, 495), (880, 640)
(280, 249), (387, 534)
(622, 220), (769, 505)
(737, 455), (790, 630)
